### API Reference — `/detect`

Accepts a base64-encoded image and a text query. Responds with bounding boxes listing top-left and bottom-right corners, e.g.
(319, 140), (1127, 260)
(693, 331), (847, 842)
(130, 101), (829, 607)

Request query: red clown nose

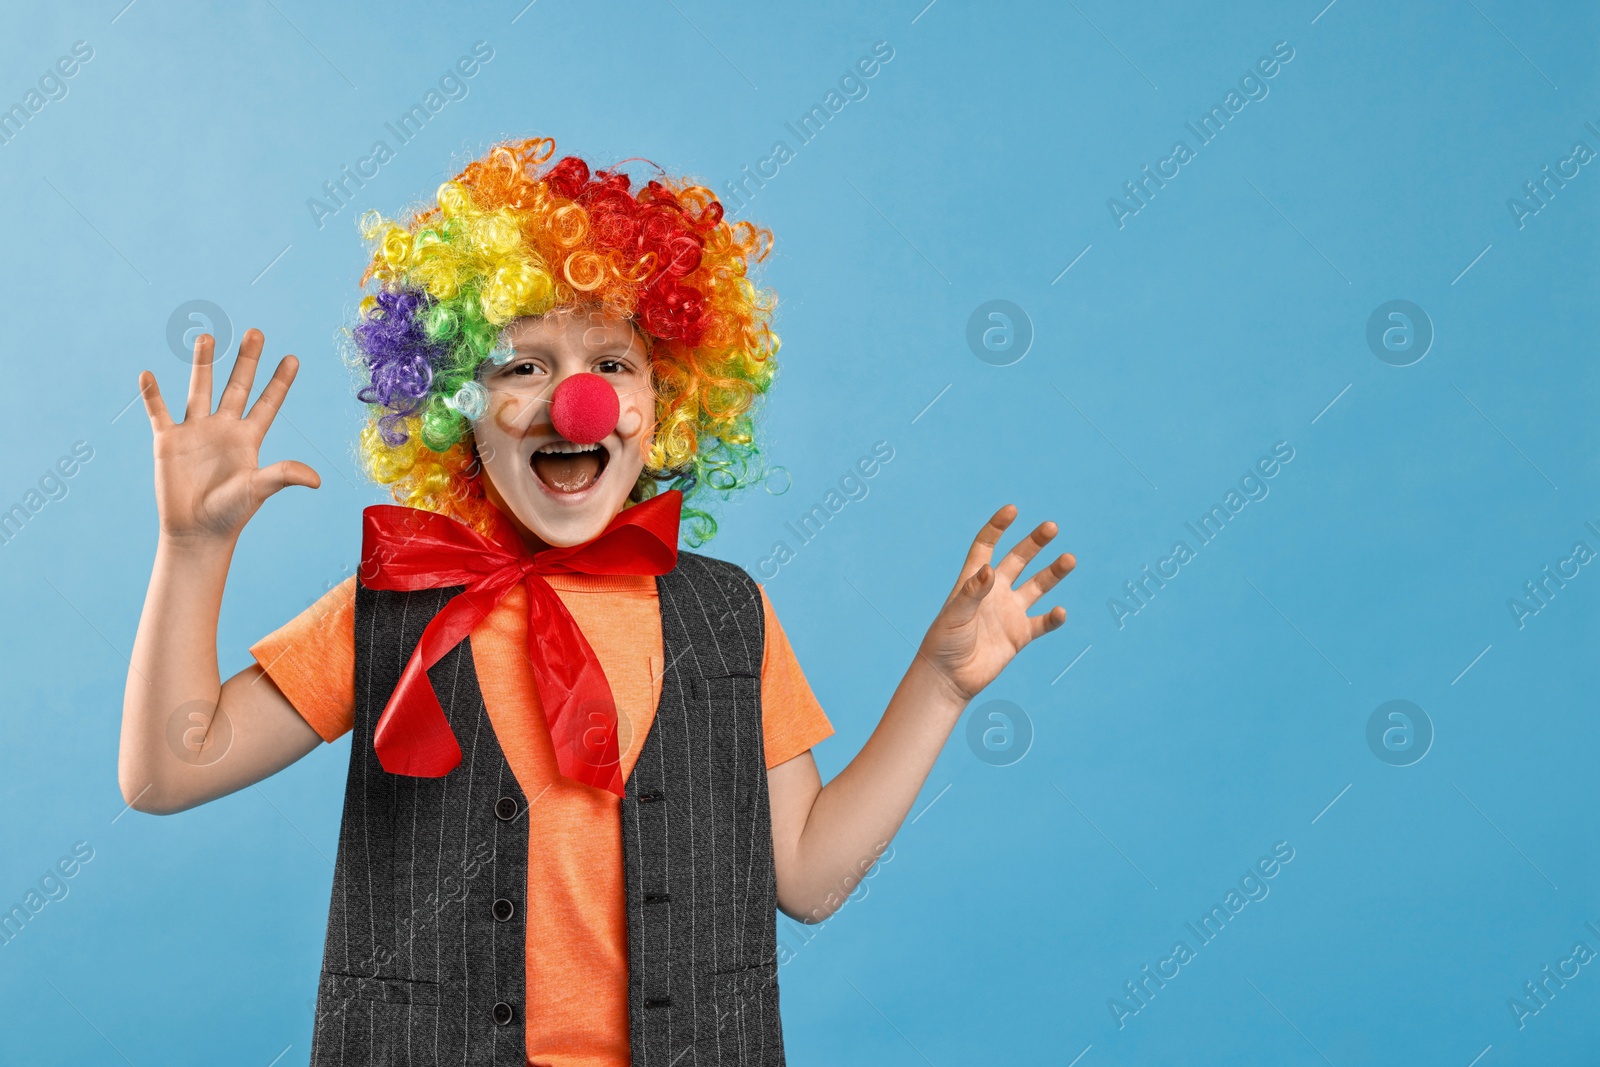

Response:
(549, 373), (621, 445)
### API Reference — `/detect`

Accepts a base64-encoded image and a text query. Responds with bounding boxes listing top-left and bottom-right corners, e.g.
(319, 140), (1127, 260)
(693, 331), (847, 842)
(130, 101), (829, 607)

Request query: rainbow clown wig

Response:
(344, 136), (779, 545)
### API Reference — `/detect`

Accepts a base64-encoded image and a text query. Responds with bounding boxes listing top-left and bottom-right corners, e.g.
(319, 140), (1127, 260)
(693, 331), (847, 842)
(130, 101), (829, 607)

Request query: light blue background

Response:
(1, 0), (1596, 1063)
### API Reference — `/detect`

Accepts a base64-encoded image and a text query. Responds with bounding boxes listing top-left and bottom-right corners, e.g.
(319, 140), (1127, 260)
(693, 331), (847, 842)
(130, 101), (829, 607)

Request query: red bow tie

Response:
(358, 489), (681, 796)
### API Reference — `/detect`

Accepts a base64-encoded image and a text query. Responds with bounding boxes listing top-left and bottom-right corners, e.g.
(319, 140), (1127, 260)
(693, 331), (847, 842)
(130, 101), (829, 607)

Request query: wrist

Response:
(905, 651), (971, 719)
(156, 529), (239, 564)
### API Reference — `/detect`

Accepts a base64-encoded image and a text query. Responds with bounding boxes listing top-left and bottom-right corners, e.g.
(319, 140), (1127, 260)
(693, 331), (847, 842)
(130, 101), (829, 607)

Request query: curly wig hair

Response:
(345, 136), (780, 545)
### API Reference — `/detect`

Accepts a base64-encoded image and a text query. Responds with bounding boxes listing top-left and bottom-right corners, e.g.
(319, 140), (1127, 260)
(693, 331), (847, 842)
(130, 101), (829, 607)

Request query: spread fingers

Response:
(995, 519), (1061, 584)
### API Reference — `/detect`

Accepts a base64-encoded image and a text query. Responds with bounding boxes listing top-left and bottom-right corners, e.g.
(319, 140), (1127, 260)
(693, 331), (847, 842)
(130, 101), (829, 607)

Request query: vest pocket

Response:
(317, 969), (442, 1006)
(698, 959), (782, 1055)
(312, 973), (444, 1066)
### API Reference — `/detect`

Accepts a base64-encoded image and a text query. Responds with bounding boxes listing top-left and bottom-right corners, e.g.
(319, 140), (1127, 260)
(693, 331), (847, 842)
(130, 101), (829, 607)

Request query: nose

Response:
(549, 372), (620, 445)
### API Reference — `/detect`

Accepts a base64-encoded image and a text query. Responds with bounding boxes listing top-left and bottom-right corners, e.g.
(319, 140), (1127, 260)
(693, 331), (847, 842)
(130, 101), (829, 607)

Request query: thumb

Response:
(947, 564), (995, 624)
(255, 459), (322, 497)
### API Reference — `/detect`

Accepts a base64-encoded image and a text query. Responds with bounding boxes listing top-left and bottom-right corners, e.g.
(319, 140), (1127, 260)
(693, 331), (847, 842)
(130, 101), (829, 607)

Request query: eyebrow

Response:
(502, 339), (638, 355)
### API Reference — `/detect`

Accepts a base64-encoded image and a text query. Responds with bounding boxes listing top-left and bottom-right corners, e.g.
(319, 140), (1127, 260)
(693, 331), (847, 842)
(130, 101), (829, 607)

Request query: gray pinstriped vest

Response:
(308, 550), (786, 1066)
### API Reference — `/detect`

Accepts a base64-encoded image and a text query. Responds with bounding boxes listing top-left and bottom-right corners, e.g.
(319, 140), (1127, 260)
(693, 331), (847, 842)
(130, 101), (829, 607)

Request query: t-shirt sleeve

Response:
(248, 575), (358, 744)
(757, 584), (834, 769)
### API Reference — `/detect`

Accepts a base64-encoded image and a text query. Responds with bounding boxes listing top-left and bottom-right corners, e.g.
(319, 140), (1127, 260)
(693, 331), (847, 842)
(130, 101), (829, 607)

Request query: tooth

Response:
(534, 442), (603, 455)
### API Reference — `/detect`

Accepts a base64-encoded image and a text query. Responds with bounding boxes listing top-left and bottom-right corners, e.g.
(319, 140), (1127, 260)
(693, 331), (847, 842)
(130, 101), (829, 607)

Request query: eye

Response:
(596, 357), (631, 375)
(510, 360), (544, 376)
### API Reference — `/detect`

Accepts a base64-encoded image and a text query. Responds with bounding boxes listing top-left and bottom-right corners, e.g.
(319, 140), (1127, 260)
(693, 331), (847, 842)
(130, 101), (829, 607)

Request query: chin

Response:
(515, 502), (619, 548)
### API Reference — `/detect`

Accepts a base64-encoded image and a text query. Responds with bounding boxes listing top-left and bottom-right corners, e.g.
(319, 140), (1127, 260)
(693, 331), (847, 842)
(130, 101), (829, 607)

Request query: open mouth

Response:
(530, 441), (609, 494)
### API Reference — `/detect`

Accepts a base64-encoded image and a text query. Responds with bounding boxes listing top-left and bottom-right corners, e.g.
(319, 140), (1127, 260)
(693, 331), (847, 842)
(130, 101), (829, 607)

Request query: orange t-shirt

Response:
(249, 571), (833, 1067)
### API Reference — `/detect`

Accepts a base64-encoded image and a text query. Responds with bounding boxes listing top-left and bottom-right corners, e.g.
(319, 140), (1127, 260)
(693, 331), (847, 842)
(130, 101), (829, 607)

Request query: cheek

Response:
(616, 397), (653, 442)
(489, 393), (535, 434)
(470, 397), (533, 477)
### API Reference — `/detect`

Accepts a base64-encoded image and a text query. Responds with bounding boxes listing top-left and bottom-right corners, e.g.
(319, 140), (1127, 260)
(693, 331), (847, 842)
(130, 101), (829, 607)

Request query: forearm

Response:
(118, 535), (236, 812)
(778, 654), (967, 921)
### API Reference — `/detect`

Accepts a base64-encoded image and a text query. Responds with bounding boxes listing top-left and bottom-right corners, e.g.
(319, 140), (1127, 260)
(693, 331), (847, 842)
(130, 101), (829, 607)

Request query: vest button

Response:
(637, 790), (665, 803)
(492, 1001), (515, 1026)
(494, 797), (519, 821)
(491, 897), (515, 922)
(644, 996), (672, 1009)
(644, 892), (671, 905)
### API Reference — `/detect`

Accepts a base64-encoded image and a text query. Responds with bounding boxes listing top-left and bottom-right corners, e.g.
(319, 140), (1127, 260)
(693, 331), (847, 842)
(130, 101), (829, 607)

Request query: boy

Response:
(119, 138), (1074, 1066)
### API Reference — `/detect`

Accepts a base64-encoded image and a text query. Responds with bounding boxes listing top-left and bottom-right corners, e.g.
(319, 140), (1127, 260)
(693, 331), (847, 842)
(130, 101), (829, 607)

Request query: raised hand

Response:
(138, 329), (320, 544)
(916, 505), (1075, 703)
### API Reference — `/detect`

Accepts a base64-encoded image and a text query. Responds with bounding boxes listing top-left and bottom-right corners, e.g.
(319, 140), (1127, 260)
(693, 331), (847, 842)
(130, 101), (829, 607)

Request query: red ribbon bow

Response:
(358, 490), (682, 796)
